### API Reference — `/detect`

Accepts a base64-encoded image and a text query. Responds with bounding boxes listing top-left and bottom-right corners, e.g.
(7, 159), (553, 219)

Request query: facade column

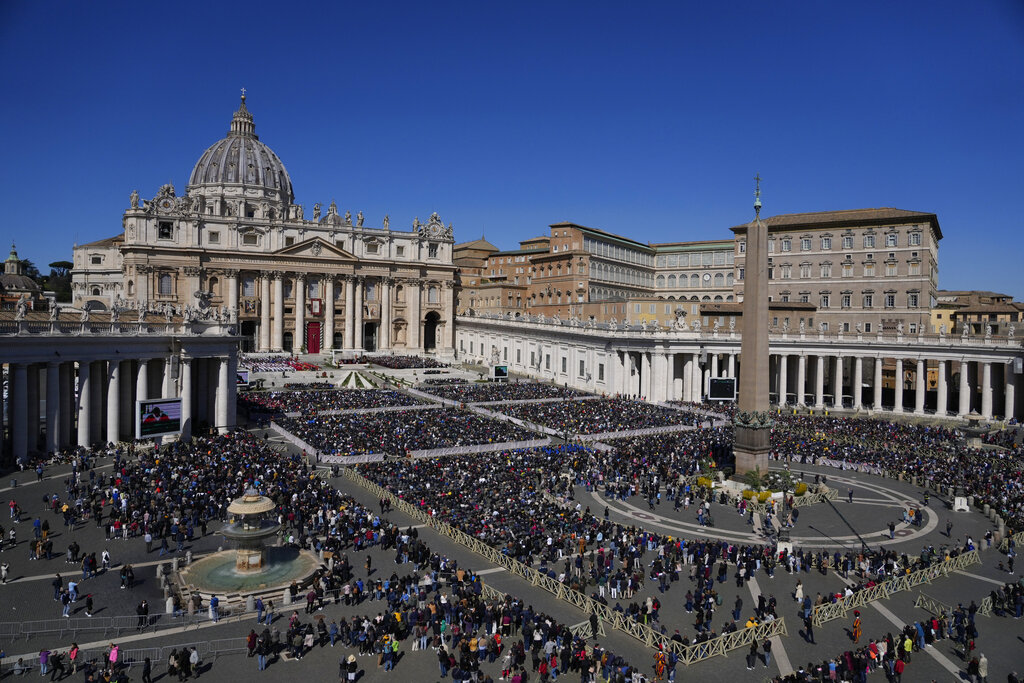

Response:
(936, 360), (948, 416)
(1005, 363), (1017, 421)
(293, 274), (306, 354)
(853, 356), (863, 410)
(11, 364), (28, 461)
(442, 281), (455, 352)
(796, 354), (807, 406)
(778, 354), (789, 406)
(728, 353), (736, 378)
(106, 360), (121, 444)
(180, 358), (193, 441)
(814, 355), (825, 409)
(914, 359), (926, 415)
(832, 356), (842, 409)
(216, 357), (229, 434)
(353, 276), (364, 351)
(981, 361), (993, 419)
(873, 357), (883, 411)
(259, 272), (271, 351)
(46, 361), (60, 454)
(135, 265), (151, 306)
(343, 276), (355, 349)
(272, 272), (284, 352)
(380, 278), (392, 350)
(894, 358), (904, 413)
(77, 362), (91, 448)
(161, 357), (173, 398)
(324, 277), (335, 351)
(225, 269), (239, 314)
(958, 360), (971, 417)
(27, 365), (40, 455)
(407, 279), (421, 351)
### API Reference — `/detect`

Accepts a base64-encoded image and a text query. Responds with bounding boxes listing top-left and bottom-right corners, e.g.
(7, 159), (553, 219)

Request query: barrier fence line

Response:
(339, 466), (785, 665)
(575, 424), (696, 442)
(914, 591), (993, 618)
(268, 421), (322, 459)
(409, 438), (553, 459)
(811, 549), (981, 626)
(317, 403), (441, 416)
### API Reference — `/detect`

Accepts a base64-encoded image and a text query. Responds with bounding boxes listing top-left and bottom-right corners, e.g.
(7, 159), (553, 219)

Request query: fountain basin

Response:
(176, 547), (320, 599)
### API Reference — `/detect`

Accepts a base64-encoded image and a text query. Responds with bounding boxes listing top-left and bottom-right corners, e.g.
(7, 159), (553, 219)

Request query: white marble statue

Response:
(356, 211), (364, 227)
(383, 214), (390, 230)
(130, 189), (139, 208)
(14, 297), (28, 321)
(896, 322), (904, 336)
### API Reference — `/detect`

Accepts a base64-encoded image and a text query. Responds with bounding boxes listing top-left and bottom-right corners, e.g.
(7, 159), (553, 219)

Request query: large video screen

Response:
(237, 370), (250, 386)
(492, 365), (509, 380)
(708, 377), (737, 401)
(136, 398), (182, 438)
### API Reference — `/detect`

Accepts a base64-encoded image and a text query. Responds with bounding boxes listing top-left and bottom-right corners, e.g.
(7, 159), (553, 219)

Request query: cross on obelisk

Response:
(733, 174), (772, 473)
(240, 87), (246, 97)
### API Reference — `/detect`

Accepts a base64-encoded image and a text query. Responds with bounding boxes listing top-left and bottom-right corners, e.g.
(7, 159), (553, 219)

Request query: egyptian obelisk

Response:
(734, 176), (772, 473)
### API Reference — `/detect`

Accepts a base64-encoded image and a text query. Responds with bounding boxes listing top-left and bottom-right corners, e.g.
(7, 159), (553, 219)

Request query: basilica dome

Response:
(187, 95), (294, 203)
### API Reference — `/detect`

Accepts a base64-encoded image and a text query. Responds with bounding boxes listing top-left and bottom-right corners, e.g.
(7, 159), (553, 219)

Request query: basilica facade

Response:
(72, 95), (457, 355)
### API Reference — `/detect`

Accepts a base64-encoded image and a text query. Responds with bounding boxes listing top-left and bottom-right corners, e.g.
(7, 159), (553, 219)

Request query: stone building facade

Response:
(72, 96), (457, 355)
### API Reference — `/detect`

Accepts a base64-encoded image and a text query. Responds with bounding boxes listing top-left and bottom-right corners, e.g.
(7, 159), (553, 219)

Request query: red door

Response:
(306, 322), (321, 354)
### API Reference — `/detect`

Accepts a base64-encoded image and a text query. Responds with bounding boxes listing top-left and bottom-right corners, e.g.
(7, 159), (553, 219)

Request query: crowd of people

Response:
(239, 355), (320, 373)
(239, 389), (423, 416)
(277, 409), (538, 456)
(499, 399), (703, 435)
(364, 355), (449, 370)
(420, 381), (587, 404)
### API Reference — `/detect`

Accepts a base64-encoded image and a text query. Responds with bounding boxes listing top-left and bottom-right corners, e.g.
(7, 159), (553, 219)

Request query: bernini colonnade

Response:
(0, 314), (239, 464)
(456, 315), (1023, 421)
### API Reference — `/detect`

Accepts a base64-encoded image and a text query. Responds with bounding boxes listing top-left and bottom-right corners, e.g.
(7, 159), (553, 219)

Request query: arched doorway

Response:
(363, 322), (377, 352)
(423, 311), (440, 351)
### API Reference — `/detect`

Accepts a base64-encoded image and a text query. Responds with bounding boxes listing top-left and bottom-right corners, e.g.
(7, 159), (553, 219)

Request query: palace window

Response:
(842, 236), (853, 249)
(863, 293), (873, 308)
(208, 231), (220, 244)
(800, 264), (811, 278)
(366, 242), (379, 255)
(908, 293), (919, 308)
(242, 277), (255, 297)
(909, 232), (922, 246)
(820, 294), (830, 308)
(885, 293), (896, 308)
(428, 244), (438, 258)
(842, 263), (853, 278)
(841, 294), (851, 308)
(886, 263), (898, 277)
(91, 256), (102, 265)
(821, 237), (832, 250)
(158, 274), (172, 295)
(886, 233), (898, 247)
(781, 238), (792, 252)
(864, 264), (875, 277)
(738, 241), (746, 253)
(863, 234), (875, 248)
(820, 263), (832, 278)
(909, 262), (921, 276)
(284, 236), (295, 247)
(800, 238), (811, 251)
(428, 286), (439, 303)
(242, 233), (259, 246)
(158, 222), (173, 240)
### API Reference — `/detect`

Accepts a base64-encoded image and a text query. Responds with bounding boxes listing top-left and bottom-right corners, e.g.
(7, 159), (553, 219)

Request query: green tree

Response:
(48, 260), (73, 278)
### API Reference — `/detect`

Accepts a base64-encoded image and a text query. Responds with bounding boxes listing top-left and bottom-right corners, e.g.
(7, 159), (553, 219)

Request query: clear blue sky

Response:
(2, 1), (1022, 297)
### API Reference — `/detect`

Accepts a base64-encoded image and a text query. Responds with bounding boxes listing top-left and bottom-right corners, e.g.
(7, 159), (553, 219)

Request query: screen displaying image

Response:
(237, 370), (250, 386)
(493, 365), (508, 379)
(708, 378), (736, 401)
(136, 398), (182, 438)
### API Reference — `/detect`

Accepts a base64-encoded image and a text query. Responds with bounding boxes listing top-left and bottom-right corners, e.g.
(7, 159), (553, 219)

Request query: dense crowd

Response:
(499, 399), (703, 435)
(365, 355), (449, 369)
(239, 389), (423, 415)
(420, 381), (587, 404)
(277, 409), (538, 456)
(240, 355), (319, 372)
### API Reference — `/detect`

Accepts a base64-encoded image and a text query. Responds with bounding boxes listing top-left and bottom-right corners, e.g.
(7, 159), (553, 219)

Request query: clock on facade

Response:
(427, 222), (442, 238)
(157, 198), (175, 212)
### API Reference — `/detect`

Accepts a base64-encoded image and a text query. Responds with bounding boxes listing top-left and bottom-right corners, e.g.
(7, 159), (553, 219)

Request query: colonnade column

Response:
(26, 366), (40, 455)
(641, 352), (652, 399)
(272, 272), (284, 352)
(225, 269), (239, 315)
(728, 353), (736, 378)
(58, 363), (73, 449)
(106, 360), (120, 444)
(814, 355), (825, 409)
(981, 362), (993, 419)
(893, 359), (904, 413)
(216, 357), (229, 434)
(380, 278), (392, 350)
(914, 359), (926, 415)
(682, 354), (693, 402)
(873, 358), (883, 411)
(293, 274), (306, 354)
(11, 364), (28, 461)
(958, 360), (971, 417)
(1006, 364), (1017, 421)
(46, 361), (60, 454)
(324, 277), (335, 351)
(653, 353), (668, 402)
(180, 358), (193, 441)
(77, 362), (91, 448)
(832, 356), (842, 409)
(853, 357), (863, 410)
(936, 360), (948, 416)
(259, 272), (271, 351)
(778, 354), (789, 406)
(710, 353), (719, 380)
(691, 353), (703, 402)
(796, 355), (807, 407)
(353, 276), (364, 351)
(344, 276), (355, 350)
(136, 359), (148, 403)
(407, 279), (421, 351)
(226, 352), (237, 430)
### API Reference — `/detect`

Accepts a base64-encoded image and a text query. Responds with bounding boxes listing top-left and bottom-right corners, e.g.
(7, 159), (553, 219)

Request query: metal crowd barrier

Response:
(812, 549), (980, 626)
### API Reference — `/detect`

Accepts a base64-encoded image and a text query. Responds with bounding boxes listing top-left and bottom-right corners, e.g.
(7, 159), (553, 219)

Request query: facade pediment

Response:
(274, 237), (355, 261)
